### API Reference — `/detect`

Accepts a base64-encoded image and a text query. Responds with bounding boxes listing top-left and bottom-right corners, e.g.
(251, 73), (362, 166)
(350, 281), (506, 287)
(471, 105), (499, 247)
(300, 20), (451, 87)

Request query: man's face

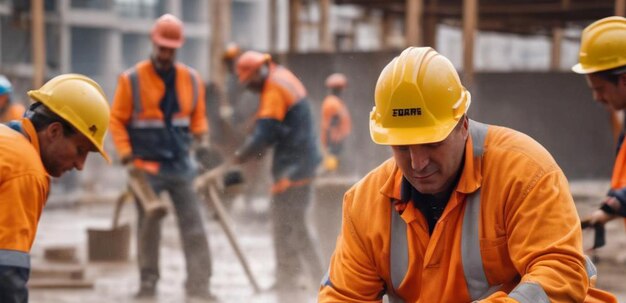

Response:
(391, 118), (469, 195)
(152, 44), (177, 70)
(585, 73), (626, 110)
(40, 122), (95, 177)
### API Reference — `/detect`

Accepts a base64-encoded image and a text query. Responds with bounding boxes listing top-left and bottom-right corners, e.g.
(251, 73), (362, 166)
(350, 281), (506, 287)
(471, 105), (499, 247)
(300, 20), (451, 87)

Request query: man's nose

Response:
(409, 146), (430, 171)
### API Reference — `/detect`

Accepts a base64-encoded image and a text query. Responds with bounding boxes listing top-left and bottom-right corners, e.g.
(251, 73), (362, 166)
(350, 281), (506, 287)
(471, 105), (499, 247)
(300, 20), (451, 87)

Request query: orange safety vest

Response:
(110, 60), (207, 174)
(319, 120), (616, 303)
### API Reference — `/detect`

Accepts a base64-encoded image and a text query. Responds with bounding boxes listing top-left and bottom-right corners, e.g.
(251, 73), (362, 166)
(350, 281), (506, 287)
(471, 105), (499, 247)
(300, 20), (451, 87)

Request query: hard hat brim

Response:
(369, 118), (459, 146)
(153, 37), (183, 49)
(572, 63), (596, 74)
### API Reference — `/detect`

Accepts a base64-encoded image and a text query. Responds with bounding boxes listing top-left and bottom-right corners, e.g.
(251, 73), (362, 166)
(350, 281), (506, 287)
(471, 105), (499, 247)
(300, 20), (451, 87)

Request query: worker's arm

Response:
(604, 188), (626, 216)
(318, 188), (385, 303)
(189, 69), (209, 136)
(109, 73), (135, 161)
(320, 97), (333, 149)
(234, 118), (284, 163)
(0, 174), (48, 303)
(234, 85), (286, 163)
(481, 169), (588, 303)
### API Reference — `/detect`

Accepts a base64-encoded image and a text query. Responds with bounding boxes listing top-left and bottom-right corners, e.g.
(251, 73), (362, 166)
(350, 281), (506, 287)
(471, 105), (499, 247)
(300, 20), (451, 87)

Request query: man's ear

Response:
(45, 122), (64, 139)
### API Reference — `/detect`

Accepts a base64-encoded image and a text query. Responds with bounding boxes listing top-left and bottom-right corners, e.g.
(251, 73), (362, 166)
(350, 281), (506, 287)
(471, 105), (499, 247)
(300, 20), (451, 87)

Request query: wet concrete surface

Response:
(29, 179), (626, 302)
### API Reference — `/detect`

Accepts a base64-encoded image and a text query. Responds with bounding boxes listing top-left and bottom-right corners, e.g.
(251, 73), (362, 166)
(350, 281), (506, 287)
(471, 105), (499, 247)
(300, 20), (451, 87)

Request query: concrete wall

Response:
(276, 52), (614, 180)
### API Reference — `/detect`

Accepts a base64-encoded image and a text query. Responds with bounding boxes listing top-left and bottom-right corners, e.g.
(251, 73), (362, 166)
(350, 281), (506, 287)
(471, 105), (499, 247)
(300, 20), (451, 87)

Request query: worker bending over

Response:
(318, 47), (616, 303)
(0, 74), (110, 302)
(233, 51), (323, 293)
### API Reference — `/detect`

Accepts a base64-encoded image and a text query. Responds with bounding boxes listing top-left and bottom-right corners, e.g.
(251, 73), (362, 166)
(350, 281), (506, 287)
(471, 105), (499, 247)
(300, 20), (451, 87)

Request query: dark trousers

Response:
(271, 183), (323, 289)
(135, 173), (211, 291)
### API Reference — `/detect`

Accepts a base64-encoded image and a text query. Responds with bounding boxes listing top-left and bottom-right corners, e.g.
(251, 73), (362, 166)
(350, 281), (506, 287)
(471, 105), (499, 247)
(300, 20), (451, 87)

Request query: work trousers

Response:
(135, 172), (211, 291)
(271, 183), (323, 290)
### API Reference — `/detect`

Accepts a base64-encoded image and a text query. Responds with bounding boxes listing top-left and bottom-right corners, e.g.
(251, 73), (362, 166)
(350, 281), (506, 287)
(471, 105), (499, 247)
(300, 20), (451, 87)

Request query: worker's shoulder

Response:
(174, 62), (202, 77)
(0, 125), (43, 178)
(345, 158), (397, 210)
(485, 124), (559, 171)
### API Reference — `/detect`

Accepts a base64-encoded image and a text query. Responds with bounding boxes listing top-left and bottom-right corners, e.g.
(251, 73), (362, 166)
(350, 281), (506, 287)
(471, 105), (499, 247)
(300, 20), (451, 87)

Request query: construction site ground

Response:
(29, 179), (626, 303)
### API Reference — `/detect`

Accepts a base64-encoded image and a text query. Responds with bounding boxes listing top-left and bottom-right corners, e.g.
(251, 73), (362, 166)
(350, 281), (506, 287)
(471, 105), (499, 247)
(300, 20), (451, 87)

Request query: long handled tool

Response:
(195, 165), (260, 293)
(581, 218), (606, 251)
(127, 167), (168, 219)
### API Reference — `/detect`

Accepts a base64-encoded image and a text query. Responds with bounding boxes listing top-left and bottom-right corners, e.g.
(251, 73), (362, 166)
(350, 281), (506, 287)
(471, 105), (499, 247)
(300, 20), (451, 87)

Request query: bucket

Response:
(87, 223), (131, 262)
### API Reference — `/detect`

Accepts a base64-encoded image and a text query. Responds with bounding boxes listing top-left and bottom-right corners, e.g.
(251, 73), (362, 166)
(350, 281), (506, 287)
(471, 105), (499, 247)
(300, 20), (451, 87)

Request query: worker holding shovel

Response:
(109, 14), (215, 301)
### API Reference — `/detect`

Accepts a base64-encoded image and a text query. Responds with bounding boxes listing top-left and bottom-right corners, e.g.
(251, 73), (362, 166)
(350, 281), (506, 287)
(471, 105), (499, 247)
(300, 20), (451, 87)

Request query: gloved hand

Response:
(323, 154), (339, 172)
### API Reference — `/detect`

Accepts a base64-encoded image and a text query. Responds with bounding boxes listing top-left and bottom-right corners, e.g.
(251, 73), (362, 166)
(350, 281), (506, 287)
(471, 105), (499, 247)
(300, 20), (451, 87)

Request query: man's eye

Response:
(395, 146), (409, 151)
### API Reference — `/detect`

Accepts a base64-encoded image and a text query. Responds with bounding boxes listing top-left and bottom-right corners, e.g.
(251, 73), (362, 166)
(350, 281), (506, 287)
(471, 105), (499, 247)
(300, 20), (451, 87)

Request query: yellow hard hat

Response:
(28, 74), (111, 162)
(370, 47), (470, 145)
(572, 16), (626, 74)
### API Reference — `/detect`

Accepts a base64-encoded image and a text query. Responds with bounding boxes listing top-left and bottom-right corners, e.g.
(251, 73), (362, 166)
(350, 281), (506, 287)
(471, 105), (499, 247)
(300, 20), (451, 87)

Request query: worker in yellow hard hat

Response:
(109, 14), (215, 300)
(233, 51), (323, 294)
(573, 16), (626, 230)
(320, 73), (351, 173)
(318, 47), (617, 302)
(0, 74), (110, 302)
(0, 75), (25, 122)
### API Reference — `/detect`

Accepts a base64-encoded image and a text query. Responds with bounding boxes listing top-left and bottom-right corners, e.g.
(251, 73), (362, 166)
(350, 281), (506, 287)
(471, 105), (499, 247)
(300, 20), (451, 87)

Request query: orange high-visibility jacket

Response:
(319, 120), (616, 303)
(0, 118), (50, 253)
(110, 60), (207, 173)
(0, 103), (25, 123)
(237, 63), (321, 192)
(320, 94), (351, 149)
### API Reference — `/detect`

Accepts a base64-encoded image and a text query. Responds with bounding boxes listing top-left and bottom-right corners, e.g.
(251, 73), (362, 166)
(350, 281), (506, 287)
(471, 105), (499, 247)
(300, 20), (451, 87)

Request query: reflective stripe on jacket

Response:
(319, 120), (616, 303)
(110, 60), (207, 172)
(238, 64), (321, 186)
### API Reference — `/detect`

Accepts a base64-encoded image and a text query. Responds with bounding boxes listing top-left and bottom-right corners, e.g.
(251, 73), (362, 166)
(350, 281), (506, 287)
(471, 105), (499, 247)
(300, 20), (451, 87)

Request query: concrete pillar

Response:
(319, 0), (333, 52)
(31, 0), (46, 88)
(462, 0), (477, 87)
(58, 0), (71, 74)
(405, 0), (423, 46)
(289, 0), (301, 52)
(269, 0), (278, 52)
(550, 27), (563, 71)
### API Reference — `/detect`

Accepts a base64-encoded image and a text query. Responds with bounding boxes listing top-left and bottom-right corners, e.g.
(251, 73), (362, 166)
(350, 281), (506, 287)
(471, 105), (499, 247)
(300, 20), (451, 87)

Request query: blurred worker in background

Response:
(0, 74), (110, 303)
(573, 16), (626, 230)
(223, 42), (241, 75)
(109, 14), (215, 301)
(320, 73), (351, 173)
(233, 51), (323, 293)
(319, 47), (616, 302)
(0, 75), (25, 122)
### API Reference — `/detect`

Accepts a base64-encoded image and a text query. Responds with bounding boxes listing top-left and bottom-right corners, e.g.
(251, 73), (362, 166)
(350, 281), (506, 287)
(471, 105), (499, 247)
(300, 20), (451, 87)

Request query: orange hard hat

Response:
(151, 14), (184, 49)
(223, 42), (241, 60)
(236, 51), (271, 83)
(325, 73), (348, 89)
